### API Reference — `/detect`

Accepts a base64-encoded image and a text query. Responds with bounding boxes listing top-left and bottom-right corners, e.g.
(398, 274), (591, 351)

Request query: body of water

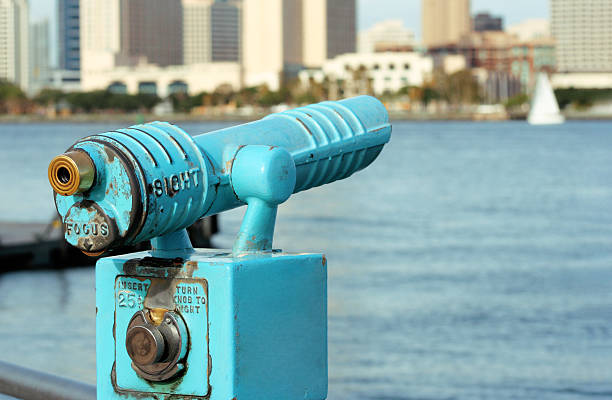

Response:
(0, 120), (611, 399)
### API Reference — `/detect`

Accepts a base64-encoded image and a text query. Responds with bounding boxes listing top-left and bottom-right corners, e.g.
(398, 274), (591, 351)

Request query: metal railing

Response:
(0, 361), (96, 400)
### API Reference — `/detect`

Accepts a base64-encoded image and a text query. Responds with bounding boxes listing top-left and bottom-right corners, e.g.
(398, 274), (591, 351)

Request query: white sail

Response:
(528, 73), (565, 125)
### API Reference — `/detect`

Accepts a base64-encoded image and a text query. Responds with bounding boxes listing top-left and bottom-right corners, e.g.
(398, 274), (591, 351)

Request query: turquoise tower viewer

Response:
(48, 95), (391, 399)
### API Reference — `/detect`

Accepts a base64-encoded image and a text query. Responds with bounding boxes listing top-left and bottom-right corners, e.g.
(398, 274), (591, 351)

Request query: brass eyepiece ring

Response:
(48, 151), (95, 196)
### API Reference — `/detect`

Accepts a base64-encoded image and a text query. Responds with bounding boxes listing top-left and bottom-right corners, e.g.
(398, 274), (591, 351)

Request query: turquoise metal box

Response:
(96, 249), (327, 400)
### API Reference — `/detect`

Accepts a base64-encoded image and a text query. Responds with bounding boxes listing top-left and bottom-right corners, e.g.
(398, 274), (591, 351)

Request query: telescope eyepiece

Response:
(48, 150), (95, 196)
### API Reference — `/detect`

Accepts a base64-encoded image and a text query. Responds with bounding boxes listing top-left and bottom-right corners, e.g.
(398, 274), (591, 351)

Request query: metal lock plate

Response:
(114, 276), (210, 396)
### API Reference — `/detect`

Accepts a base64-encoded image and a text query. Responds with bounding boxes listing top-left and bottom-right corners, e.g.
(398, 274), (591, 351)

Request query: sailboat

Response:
(528, 72), (565, 125)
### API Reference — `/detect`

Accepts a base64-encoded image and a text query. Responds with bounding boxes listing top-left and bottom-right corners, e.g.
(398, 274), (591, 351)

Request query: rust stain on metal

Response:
(72, 201), (117, 253)
(322, 255), (327, 266)
(223, 158), (234, 174)
(123, 258), (199, 282)
(268, 146), (277, 151)
(113, 363), (195, 399)
(370, 126), (388, 134)
(223, 143), (246, 175)
(105, 181), (119, 197)
(333, 109), (344, 120)
(295, 117), (313, 135)
(124, 257), (184, 278)
(81, 249), (105, 257)
(104, 147), (117, 163)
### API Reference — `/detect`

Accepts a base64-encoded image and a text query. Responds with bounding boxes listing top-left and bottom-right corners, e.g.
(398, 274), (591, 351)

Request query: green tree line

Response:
(0, 80), (162, 114)
(5, 76), (611, 115)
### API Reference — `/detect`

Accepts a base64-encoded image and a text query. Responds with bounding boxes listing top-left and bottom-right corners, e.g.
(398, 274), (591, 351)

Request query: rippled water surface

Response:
(1, 120), (611, 399)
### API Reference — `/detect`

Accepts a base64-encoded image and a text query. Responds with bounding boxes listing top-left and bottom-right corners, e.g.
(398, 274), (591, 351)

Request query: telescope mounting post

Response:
(230, 145), (296, 254)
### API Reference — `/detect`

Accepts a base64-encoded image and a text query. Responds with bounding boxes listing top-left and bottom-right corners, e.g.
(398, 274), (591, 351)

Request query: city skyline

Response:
(31, 0), (549, 67)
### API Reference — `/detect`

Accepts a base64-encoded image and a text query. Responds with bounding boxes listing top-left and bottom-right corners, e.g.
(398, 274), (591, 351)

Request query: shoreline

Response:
(0, 111), (610, 124)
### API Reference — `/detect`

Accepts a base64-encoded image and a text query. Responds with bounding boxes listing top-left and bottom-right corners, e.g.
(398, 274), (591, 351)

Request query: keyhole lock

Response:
(125, 309), (188, 381)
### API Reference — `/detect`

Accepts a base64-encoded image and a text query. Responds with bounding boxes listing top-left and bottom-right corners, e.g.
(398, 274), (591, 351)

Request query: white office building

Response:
(551, 0), (612, 73)
(81, 62), (241, 97)
(0, 0), (29, 91)
(300, 52), (433, 96)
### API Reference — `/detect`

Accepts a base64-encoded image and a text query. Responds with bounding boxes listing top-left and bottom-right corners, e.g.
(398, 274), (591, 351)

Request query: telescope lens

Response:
(48, 151), (95, 196)
(57, 167), (71, 184)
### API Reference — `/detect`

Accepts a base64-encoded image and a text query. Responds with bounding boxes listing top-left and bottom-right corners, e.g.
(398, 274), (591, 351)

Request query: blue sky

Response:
(31, 0), (549, 65)
(359, 0), (549, 35)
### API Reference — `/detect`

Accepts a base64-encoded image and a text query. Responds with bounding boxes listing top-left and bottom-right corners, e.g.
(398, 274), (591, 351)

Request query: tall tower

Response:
(302, 0), (356, 68)
(422, 0), (470, 47)
(30, 18), (50, 93)
(551, 0), (612, 72)
(210, 0), (241, 62)
(0, 0), (29, 91)
(80, 0), (121, 73)
(242, 0), (356, 88)
(120, 0), (183, 67)
(183, 0), (241, 64)
(58, 0), (80, 71)
(183, 0), (214, 64)
(242, 0), (299, 90)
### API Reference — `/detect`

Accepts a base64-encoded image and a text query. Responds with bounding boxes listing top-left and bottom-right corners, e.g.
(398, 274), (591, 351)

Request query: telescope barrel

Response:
(49, 95), (391, 253)
(196, 95), (389, 191)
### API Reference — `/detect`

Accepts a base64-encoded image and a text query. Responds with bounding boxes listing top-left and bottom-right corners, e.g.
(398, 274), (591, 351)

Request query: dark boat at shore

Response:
(0, 216), (218, 271)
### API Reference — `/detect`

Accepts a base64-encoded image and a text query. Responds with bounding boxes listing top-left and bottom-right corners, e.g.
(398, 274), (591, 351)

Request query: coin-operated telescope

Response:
(49, 95), (391, 400)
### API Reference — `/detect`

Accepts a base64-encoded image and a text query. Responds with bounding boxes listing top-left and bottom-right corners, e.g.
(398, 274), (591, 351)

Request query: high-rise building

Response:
(242, 0), (301, 89)
(551, 0), (612, 72)
(30, 18), (50, 94)
(80, 0), (121, 72)
(357, 20), (415, 53)
(0, 0), (29, 91)
(473, 12), (503, 32)
(183, 0), (240, 64)
(242, 0), (356, 88)
(58, 0), (80, 71)
(211, 0), (241, 61)
(0, 0), (30, 90)
(302, 0), (356, 67)
(119, 0), (183, 67)
(183, 0), (213, 64)
(422, 0), (470, 48)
